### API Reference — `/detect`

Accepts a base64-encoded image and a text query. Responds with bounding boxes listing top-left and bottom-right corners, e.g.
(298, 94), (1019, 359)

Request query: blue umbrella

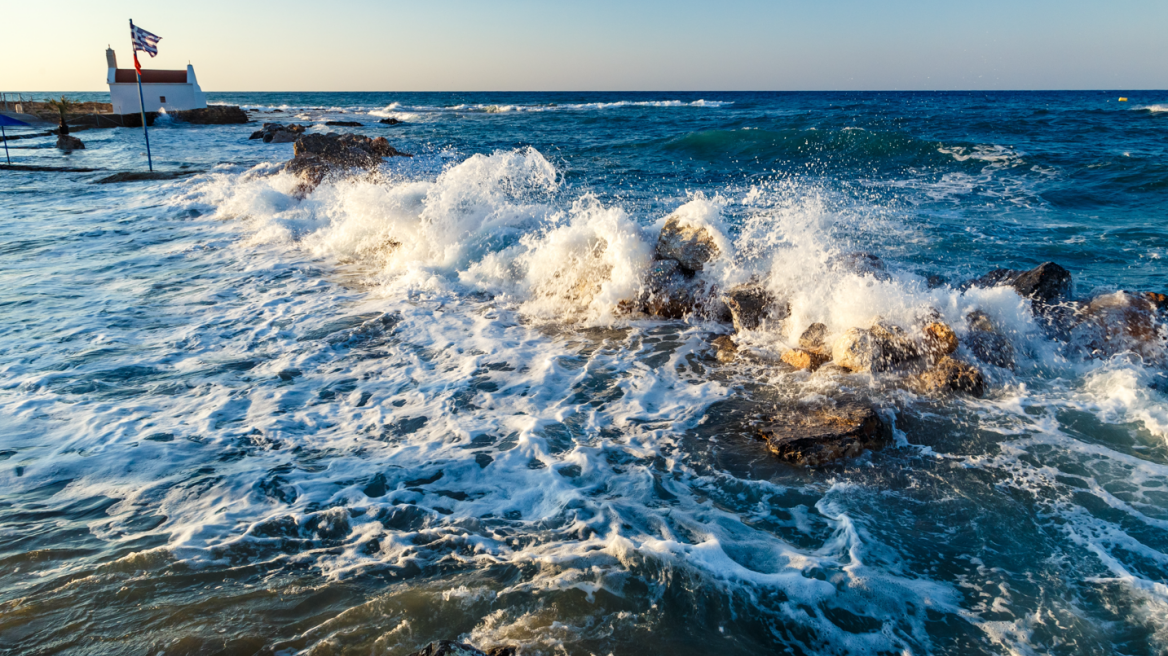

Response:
(0, 113), (32, 165)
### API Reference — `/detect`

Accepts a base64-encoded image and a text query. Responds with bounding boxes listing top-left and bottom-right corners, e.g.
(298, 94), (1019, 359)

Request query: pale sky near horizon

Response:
(3, 0), (1165, 92)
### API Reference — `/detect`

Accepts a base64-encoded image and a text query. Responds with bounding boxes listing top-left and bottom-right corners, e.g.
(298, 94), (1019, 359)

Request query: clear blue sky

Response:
(4, 0), (1165, 91)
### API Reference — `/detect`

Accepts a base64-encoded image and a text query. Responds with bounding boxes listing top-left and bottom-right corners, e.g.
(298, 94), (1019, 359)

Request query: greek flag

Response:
(131, 24), (161, 57)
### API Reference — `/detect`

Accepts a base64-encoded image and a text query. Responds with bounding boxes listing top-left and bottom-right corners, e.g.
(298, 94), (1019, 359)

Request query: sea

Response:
(1, 91), (1167, 655)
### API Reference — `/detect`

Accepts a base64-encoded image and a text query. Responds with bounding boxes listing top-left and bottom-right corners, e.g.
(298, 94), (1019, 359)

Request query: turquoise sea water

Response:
(1, 91), (1167, 655)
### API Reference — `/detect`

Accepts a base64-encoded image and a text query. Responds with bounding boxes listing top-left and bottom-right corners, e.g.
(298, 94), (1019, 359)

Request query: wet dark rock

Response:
(968, 261), (1072, 305)
(363, 473), (388, 498)
(95, 170), (203, 184)
(285, 132), (412, 192)
(251, 122), (308, 142)
(710, 334), (737, 362)
(171, 105), (249, 124)
(406, 641), (516, 656)
(655, 216), (720, 272)
(1071, 291), (1168, 359)
(917, 356), (986, 397)
(326, 120), (363, 127)
(926, 274), (947, 289)
(798, 323), (830, 355)
(56, 135), (85, 150)
(630, 259), (698, 319)
(832, 328), (879, 373)
(870, 320), (922, 367)
(831, 251), (889, 280)
(379, 117), (402, 125)
(756, 399), (886, 466)
(722, 283), (786, 332)
(963, 311), (1016, 369)
(781, 348), (830, 371)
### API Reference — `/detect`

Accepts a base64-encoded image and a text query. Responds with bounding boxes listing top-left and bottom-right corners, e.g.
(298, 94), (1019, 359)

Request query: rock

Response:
(756, 399), (886, 466)
(710, 335), (737, 362)
(284, 132), (412, 190)
(963, 311), (1015, 369)
(56, 135), (85, 150)
(926, 274), (947, 289)
(171, 105), (249, 124)
(255, 122), (308, 142)
(722, 283), (786, 332)
(782, 348), (830, 371)
(968, 261), (1072, 305)
(1071, 291), (1167, 359)
(268, 129), (299, 144)
(406, 641), (516, 656)
(641, 259), (693, 318)
(833, 328), (880, 373)
(798, 323), (830, 355)
(831, 251), (889, 280)
(918, 356), (986, 397)
(379, 117), (402, 125)
(869, 320), (921, 366)
(326, 120), (363, 127)
(655, 215), (720, 272)
(922, 321), (958, 356)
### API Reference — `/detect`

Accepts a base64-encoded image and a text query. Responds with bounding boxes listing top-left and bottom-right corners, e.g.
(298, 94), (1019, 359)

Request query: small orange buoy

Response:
(1118, 97), (1128, 102)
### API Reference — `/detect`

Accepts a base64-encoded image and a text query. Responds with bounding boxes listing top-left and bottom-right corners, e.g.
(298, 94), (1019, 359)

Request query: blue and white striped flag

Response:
(131, 24), (161, 57)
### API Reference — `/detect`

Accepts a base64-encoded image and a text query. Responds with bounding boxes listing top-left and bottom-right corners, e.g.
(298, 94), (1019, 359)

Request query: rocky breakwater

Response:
(283, 132), (412, 196)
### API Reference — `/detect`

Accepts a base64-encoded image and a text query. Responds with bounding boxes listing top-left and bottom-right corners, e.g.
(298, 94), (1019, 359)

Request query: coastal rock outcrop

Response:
(756, 399), (886, 466)
(967, 261), (1072, 305)
(655, 215), (720, 272)
(380, 117), (402, 125)
(284, 132), (412, 191)
(963, 310), (1015, 369)
(171, 105), (249, 124)
(710, 334), (738, 362)
(722, 283), (786, 332)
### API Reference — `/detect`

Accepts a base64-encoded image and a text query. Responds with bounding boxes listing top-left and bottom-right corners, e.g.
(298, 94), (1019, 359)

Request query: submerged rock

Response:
(722, 283), (785, 332)
(172, 105), (249, 124)
(756, 399), (886, 466)
(56, 135), (84, 151)
(917, 355), (986, 397)
(379, 117), (402, 125)
(406, 641), (516, 656)
(655, 215), (720, 272)
(326, 120), (363, 127)
(968, 261), (1072, 305)
(710, 334), (738, 362)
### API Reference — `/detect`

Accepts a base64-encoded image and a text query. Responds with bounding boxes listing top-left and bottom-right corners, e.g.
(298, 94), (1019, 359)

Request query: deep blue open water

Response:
(1, 91), (1167, 655)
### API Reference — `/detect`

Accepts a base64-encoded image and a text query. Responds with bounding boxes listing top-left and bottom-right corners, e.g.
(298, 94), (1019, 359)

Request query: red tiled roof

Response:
(114, 69), (188, 84)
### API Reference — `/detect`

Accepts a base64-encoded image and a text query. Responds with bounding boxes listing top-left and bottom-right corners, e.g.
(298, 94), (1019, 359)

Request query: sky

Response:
(3, 0), (1165, 92)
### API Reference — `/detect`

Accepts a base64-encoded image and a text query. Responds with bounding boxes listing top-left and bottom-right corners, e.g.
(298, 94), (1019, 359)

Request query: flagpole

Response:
(130, 19), (154, 172)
